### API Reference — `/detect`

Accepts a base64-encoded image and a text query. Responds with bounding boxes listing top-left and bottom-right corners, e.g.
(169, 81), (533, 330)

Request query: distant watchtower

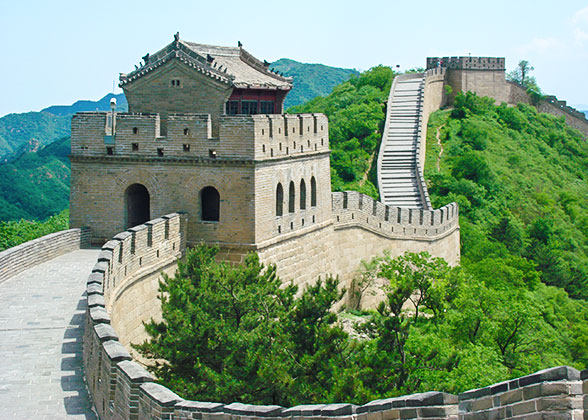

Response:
(69, 33), (331, 258)
(426, 56), (509, 103)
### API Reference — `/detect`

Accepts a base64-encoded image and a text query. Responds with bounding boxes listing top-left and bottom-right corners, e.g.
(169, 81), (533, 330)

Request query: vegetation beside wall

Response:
(0, 209), (69, 252)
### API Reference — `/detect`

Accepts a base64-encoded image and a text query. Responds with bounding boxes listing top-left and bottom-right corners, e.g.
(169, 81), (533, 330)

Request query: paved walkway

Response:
(0, 249), (100, 419)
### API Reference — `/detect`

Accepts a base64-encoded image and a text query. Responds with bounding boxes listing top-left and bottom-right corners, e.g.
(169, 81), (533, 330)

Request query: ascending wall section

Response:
(377, 73), (431, 209)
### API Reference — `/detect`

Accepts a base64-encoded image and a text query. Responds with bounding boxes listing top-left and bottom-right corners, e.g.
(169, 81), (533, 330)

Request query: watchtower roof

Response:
(120, 33), (293, 91)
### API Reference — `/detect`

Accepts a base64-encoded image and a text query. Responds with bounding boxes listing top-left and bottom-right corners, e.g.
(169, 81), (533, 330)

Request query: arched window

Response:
(311, 176), (317, 207)
(276, 183), (283, 216)
(300, 179), (307, 210)
(201, 186), (220, 222)
(289, 181), (295, 213)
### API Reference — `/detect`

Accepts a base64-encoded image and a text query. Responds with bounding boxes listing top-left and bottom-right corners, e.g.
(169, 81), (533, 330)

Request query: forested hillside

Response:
(0, 136), (70, 221)
(271, 58), (359, 109)
(425, 92), (588, 299)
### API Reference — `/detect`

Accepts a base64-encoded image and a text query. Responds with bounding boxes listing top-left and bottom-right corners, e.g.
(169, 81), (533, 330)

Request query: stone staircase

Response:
(378, 73), (431, 209)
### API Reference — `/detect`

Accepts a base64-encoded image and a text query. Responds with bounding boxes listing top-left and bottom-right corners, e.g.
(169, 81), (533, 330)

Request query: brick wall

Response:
(0, 228), (91, 284)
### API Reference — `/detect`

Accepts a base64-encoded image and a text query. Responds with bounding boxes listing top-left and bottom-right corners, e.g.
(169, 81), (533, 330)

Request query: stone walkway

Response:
(0, 249), (100, 419)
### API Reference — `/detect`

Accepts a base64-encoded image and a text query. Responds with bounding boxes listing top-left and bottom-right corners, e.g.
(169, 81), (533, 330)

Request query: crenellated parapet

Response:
(332, 191), (458, 239)
(83, 216), (585, 419)
(71, 112), (328, 161)
(427, 56), (505, 71)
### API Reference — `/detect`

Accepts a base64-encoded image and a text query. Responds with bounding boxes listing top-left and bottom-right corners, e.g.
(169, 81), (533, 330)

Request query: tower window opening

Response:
(106, 147), (114, 155)
(183, 144), (190, 152)
(311, 176), (317, 207)
(157, 148), (164, 157)
(132, 143), (139, 151)
(289, 181), (295, 213)
(300, 179), (307, 210)
(201, 186), (220, 222)
(276, 183), (283, 216)
(133, 127), (138, 134)
(184, 128), (190, 135)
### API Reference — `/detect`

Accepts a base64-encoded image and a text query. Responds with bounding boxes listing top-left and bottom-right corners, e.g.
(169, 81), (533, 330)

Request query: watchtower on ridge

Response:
(69, 33), (332, 259)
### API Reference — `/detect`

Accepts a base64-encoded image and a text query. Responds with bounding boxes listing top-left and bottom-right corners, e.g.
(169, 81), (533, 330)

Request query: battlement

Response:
(427, 56), (505, 71)
(332, 191), (458, 239)
(71, 112), (328, 161)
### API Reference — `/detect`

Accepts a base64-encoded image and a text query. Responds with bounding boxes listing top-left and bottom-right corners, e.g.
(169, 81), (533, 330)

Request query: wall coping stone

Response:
(92, 261), (109, 273)
(356, 392), (457, 413)
(103, 340), (132, 362)
(459, 366), (580, 401)
(98, 249), (113, 261)
(87, 272), (104, 285)
(94, 323), (118, 342)
(87, 283), (103, 295)
(225, 402), (285, 417)
(175, 401), (225, 413)
(113, 231), (132, 241)
(140, 382), (183, 406)
(87, 294), (105, 308)
(90, 307), (111, 324)
(118, 360), (154, 383)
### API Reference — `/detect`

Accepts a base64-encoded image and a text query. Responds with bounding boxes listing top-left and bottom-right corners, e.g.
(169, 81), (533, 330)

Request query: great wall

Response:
(2, 35), (588, 418)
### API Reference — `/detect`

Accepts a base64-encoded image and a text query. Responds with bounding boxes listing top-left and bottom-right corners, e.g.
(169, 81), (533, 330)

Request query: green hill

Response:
(0, 136), (71, 221)
(271, 58), (359, 109)
(0, 112), (70, 160)
(425, 92), (588, 299)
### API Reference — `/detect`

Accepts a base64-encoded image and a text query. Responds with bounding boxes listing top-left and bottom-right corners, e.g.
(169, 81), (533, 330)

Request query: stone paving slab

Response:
(0, 249), (100, 419)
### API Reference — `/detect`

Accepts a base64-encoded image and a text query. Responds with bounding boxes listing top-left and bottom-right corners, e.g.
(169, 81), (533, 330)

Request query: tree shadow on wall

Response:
(61, 292), (98, 419)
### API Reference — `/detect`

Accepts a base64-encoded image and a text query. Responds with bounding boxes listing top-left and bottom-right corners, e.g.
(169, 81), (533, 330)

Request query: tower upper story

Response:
(119, 33), (293, 136)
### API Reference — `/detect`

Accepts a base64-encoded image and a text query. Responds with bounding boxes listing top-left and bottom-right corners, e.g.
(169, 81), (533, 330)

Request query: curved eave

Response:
(119, 52), (234, 88)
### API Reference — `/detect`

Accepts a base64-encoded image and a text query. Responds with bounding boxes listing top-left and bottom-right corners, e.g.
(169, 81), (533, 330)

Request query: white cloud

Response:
(573, 6), (588, 44)
(573, 6), (588, 24)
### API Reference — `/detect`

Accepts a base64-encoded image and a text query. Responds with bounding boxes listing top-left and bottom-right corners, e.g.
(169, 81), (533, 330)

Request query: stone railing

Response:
(332, 191), (458, 239)
(0, 227), (91, 284)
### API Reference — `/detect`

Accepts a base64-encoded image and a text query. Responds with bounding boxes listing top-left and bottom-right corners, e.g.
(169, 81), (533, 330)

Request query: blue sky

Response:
(1, 0), (587, 116)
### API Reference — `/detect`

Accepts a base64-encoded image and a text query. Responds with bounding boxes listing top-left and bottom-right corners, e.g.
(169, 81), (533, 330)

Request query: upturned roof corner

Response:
(119, 33), (292, 91)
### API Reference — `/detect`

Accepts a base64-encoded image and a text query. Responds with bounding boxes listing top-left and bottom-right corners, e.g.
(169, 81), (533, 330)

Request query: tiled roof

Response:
(120, 35), (292, 90)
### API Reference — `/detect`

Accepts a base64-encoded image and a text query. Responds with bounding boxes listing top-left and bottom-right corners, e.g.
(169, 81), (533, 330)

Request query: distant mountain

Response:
(0, 136), (70, 221)
(0, 93), (127, 161)
(42, 93), (128, 116)
(0, 112), (70, 161)
(270, 58), (359, 109)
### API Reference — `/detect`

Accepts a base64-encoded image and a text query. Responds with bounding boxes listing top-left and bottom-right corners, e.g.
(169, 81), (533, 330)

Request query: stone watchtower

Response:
(69, 33), (332, 259)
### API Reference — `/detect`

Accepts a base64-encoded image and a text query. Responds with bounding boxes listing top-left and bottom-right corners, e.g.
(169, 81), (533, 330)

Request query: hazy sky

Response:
(1, 0), (587, 116)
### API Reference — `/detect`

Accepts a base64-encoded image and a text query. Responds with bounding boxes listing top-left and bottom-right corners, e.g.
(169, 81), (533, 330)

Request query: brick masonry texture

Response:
(0, 227), (91, 284)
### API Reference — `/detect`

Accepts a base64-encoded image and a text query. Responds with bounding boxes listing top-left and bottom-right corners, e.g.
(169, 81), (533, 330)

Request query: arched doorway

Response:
(125, 183), (150, 228)
(200, 186), (220, 222)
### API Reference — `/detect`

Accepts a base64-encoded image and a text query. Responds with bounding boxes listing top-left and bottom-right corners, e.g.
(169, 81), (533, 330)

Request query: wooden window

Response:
(260, 101), (274, 114)
(241, 100), (258, 115)
(226, 101), (239, 115)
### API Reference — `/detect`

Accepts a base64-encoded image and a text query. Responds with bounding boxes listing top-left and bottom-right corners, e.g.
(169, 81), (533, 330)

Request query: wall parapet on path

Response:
(0, 227), (91, 284)
(332, 191), (458, 240)
(83, 212), (588, 420)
